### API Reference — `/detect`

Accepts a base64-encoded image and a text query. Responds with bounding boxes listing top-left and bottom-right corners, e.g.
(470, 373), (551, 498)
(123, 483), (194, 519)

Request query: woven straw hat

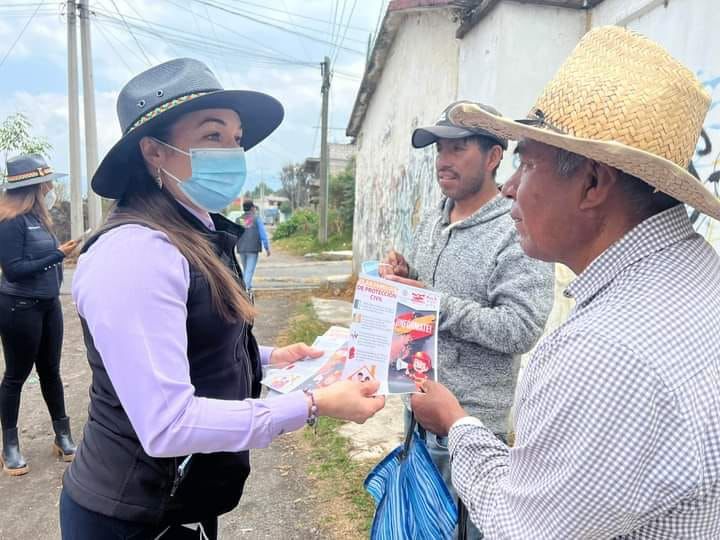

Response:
(448, 26), (720, 220)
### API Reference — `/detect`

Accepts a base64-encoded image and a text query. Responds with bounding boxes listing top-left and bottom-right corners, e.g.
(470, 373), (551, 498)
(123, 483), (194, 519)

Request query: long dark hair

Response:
(96, 125), (256, 323)
(0, 182), (53, 231)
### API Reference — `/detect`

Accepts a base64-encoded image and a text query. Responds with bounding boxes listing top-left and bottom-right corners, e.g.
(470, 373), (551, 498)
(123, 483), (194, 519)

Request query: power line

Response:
(331, 0), (358, 67)
(196, 0), (237, 87)
(193, 0), (365, 55)
(95, 19), (151, 68)
(93, 10), (316, 67)
(158, 0), (306, 64)
(221, 1), (366, 46)
(334, 69), (361, 80)
(125, 0), (181, 57)
(0, 0), (44, 70)
(281, 0), (312, 62)
(226, 0), (368, 33)
(332, 0), (348, 56)
(108, 0), (154, 65)
(94, 18), (134, 73)
(329, 0), (339, 54)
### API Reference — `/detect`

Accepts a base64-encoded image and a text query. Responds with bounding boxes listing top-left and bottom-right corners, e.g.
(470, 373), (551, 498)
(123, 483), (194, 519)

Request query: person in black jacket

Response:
(0, 154), (80, 476)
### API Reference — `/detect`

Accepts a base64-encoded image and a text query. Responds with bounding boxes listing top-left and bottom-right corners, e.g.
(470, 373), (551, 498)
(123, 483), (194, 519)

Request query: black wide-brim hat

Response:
(1, 153), (67, 190)
(93, 58), (284, 199)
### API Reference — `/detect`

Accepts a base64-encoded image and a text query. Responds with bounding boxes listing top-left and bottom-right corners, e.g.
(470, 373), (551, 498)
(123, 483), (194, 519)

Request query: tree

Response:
(248, 181), (275, 201)
(279, 162), (309, 209)
(0, 113), (52, 174)
(329, 157), (355, 234)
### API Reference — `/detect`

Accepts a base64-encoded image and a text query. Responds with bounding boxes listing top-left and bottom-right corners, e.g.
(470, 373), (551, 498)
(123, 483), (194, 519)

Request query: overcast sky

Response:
(0, 0), (387, 192)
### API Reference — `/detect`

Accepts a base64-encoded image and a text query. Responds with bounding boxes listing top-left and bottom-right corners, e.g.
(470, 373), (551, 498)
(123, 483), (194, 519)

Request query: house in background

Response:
(304, 142), (357, 208)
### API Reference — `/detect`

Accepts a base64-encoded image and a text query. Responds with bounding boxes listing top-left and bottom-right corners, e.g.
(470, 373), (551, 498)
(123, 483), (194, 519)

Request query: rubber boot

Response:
(52, 417), (76, 462)
(1, 427), (29, 476)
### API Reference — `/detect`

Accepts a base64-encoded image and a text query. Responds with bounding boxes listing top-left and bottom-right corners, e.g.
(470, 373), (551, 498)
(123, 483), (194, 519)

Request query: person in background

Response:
(236, 198), (270, 291)
(0, 154), (79, 476)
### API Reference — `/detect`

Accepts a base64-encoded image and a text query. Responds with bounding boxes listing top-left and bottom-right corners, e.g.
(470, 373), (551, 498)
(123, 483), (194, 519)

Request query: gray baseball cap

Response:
(412, 101), (508, 150)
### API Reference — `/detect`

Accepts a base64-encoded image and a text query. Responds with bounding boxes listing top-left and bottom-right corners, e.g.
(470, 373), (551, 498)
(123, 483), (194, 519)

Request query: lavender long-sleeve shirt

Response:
(72, 211), (307, 458)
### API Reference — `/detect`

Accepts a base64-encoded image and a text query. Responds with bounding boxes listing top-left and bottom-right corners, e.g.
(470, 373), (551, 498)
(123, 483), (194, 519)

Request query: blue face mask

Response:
(361, 260), (381, 276)
(155, 139), (247, 213)
(361, 260), (392, 277)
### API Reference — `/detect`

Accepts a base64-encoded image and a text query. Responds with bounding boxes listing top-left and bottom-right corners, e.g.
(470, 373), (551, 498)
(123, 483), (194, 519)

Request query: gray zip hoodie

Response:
(407, 195), (554, 433)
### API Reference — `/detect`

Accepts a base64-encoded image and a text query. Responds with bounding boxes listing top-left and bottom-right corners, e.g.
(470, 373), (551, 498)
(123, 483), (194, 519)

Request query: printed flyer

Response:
(342, 276), (440, 394)
(261, 278), (440, 395)
(262, 326), (350, 394)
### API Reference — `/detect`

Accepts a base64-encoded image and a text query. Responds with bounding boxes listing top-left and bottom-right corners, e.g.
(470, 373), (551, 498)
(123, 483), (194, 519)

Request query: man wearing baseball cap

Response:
(382, 101), (554, 539)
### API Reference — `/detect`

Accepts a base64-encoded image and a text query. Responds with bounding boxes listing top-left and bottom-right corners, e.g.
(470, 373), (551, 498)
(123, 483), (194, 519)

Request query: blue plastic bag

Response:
(365, 416), (458, 539)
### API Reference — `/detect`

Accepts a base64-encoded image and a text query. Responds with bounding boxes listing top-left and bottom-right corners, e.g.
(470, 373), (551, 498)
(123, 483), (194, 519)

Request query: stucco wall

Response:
(352, 10), (459, 270)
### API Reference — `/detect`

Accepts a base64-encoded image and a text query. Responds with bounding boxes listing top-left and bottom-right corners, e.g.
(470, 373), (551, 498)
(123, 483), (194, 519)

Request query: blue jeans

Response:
(59, 488), (218, 539)
(404, 408), (484, 540)
(239, 252), (259, 290)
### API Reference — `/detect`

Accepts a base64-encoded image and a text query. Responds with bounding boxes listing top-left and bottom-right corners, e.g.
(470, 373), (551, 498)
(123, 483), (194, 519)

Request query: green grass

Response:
(280, 301), (331, 346)
(272, 233), (352, 256)
(278, 301), (376, 536)
(303, 418), (376, 535)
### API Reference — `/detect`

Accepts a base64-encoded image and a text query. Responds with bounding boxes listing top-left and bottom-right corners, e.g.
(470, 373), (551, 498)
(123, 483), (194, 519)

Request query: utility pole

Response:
(318, 56), (330, 243)
(67, 0), (84, 240)
(79, 0), (103, 230)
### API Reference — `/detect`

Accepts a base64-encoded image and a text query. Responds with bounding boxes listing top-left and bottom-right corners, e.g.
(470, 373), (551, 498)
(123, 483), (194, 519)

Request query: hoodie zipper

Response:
(431, 226), (453, 288)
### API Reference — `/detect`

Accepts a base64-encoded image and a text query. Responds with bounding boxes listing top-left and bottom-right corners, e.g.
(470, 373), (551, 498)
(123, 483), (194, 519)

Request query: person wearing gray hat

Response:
(0, 154), (80, 476)
(59, 58), (384, 540)
(381, 101), (554, 539)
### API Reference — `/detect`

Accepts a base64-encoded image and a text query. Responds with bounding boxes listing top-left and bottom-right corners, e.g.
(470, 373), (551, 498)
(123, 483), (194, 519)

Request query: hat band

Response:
(517, 109), (567, 135)
(6, 166), (53, 183)
(127, 91), (212, 134)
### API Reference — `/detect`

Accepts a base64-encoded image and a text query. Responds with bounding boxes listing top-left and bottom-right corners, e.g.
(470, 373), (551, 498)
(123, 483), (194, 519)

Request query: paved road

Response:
(60, 249), (352, 295)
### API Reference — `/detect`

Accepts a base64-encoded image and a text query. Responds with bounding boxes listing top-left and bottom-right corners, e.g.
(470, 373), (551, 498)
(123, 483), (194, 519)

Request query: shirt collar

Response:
(565, 205), (696, 306)
(177, 200), (215, 231)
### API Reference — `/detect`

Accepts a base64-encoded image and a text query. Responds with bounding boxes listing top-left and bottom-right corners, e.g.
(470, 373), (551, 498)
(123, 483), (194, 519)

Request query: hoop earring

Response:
(155, 168), (163, 189)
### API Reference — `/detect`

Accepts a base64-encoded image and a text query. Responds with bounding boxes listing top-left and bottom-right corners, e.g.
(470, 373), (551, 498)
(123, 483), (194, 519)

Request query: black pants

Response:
(60, 489), (219, 539)
(0, 293), (66, 429)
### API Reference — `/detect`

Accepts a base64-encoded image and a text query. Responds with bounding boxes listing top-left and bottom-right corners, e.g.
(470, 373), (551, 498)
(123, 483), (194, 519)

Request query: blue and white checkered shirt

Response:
(448, 205), (720, 538)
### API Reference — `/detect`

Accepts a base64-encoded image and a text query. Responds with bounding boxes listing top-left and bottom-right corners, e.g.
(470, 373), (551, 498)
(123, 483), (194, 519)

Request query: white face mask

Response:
(44, 189), (57, 210)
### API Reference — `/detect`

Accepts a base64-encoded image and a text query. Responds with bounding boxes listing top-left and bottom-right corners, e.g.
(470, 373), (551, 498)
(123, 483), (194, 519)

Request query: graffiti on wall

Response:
(689, 71), (720, 247)
(353, 135), (439, 267)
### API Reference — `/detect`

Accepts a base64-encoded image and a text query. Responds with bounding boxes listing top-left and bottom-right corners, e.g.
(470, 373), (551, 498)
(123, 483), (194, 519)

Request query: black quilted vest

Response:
(63, 206), (261, 524)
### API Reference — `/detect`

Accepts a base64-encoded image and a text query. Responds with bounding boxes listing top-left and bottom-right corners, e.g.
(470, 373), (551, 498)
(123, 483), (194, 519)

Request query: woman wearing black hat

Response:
(59, 58), (383, 539)
(0, 154), (79, 476)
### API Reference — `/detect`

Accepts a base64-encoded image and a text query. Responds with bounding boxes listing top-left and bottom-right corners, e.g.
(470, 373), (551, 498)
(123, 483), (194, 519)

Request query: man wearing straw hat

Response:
(412, 26), (720, 538)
